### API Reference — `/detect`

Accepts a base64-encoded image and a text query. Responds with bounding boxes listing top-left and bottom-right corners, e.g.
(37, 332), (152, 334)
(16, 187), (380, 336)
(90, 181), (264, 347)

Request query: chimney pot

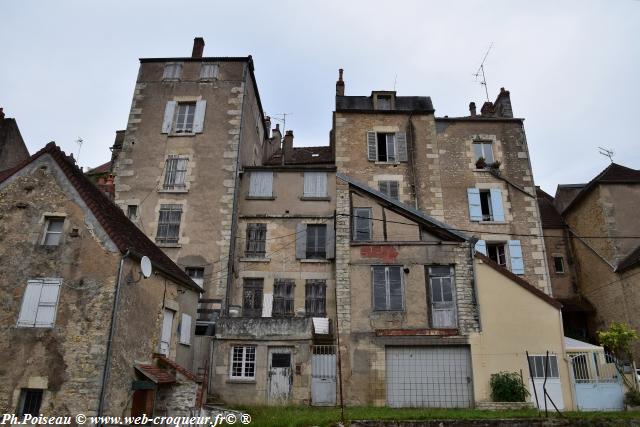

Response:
(275, 123), (280, 131)
(469, 102), (477, 117)
(192, 37), (205, 58)
(339, 68), (344, 81)
(336, 68), (345, 96)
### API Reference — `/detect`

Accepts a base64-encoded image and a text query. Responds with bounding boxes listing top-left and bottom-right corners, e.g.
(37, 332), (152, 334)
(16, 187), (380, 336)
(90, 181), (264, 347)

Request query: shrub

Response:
(626, 389), (640, 406)
(490, 371), (530, 402)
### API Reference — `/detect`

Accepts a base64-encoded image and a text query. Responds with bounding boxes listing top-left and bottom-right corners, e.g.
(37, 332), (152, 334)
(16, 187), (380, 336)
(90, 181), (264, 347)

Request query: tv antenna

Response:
(75, 137), (84, 163)
(598, 146), (614, 163)
(270, 113), (291, 133)
(473, 43), (493, 102)
(393, 73), (398, 91)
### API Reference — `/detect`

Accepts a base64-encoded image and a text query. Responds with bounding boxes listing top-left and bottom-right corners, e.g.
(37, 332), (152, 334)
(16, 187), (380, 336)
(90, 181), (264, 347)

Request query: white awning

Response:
(564, 336), (603, 351)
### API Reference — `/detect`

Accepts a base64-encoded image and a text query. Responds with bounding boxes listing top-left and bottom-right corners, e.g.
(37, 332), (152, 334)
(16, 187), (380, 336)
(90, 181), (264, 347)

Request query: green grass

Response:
(229, 406), (640, 427)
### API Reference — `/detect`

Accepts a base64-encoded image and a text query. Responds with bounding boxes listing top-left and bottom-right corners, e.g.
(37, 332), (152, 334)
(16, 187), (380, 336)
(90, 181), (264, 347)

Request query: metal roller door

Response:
(386, 346), (473, 408)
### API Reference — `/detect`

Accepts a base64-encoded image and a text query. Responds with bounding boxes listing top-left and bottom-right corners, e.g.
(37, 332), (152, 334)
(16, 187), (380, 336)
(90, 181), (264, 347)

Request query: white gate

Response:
(311, 345), (337, 406)
(527, 353), (564, 410)
(569, 352), (624, 411)
(267, 348), (292, 404)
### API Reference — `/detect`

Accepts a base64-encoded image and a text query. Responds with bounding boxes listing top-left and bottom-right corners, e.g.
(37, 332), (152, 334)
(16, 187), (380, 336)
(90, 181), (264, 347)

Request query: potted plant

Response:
(489, 160), (501, 171)
(475, 157), (487, 169)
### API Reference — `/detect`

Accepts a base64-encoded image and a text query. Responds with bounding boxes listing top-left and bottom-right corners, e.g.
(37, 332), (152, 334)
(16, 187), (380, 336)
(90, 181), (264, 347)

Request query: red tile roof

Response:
(154, 354), (200, 382)
(86, 161), (111, 175)
(135, 363), (176, 384)
(0, 142), (199, 291)
(264, 146), (333, 165)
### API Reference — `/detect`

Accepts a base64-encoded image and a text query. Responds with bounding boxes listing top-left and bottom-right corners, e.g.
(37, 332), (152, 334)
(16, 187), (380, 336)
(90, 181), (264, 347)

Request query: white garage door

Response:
(386, 346), (473, 408)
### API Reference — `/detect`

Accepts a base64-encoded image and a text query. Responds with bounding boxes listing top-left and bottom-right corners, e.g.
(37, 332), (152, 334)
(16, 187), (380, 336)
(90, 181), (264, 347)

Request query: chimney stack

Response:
(192, 37), (205, 58)
(0, 108), (4, 120)
(264, 116), (272, 139)
(469, 102), (476, 117)
(336, 68), (345, 96)
(282, 130), (294, 165)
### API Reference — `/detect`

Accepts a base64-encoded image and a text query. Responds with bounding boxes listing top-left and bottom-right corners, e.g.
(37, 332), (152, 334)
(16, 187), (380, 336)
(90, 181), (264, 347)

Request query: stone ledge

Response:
(476, 401), (534, 411)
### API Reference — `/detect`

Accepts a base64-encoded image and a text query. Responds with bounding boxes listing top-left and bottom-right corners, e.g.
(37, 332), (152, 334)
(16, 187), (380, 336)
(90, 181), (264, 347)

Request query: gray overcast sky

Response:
(2, 0), (638, 193)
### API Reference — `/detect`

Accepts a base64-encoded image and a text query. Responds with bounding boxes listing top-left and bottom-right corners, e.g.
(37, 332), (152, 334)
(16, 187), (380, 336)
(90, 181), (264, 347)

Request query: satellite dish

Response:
(140, 256), (152, 279)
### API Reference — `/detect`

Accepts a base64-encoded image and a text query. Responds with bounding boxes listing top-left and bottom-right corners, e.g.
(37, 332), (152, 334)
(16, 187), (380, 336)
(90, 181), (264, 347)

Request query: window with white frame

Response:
(185, 267), (204, 287)
(156, 204), (182, 245)
(17, 278), (62, 327)
(353, 207), (372, 241)
(41, 217), (64, 246)
(231, 345), (256, 379)
(303, 172), (327, 198)
(475, 239), (525, 274)
(245, 223), (267, 257)
(367, 132), (408, 163)
(553, 256), (565, 274)
(175, 103), (196, 133)
(162, 63), (182, 80)
(161, 100), (206, 134)
(163, 156), (189, 190)
(528, 354), (559, 378)
(467, 188), (505, 222)
(473, 141), (495, 165)
(372, 266), (403, 311)
(200, 63), (219, 80)
(179, 313), (192, 345)
(248, 171), (273, 197)
(378, 180), (400, 200)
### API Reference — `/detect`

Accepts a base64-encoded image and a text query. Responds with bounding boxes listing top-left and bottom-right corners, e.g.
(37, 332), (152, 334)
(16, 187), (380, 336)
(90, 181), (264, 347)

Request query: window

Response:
(156, 204), (182, 245)
(231, 346), (256, 380)
(41, 217), (64, 246)
(272, 279), (294, 317)
(473, 141), (495, 164)
(200, 63), (219, 80)
(353, 208), (372, 241)
(553, 256), (565, 274)
(127, 205), (138, 220)
(17, 389), (43, 418)
(528, 354), (559, 378)
(179, 313), (192, 345)
(17, 279), (61, 328)
(161, 100), (206, 134)
(377, 95), (392, 110)
(245, 224), (267, 257)
(159, 308), (174, 355)
(467, 188), (505, 222)
(303, 172), (327, 198)
(306, 224), (327, 259)
(162, 63), (182, 80)
(378, 180), (399, 200)
(305, 280), (326, 316)
(185, 267), (204, 287)
(243, 278), (263, 318)
(487, 243), (507, 267)
(367, 132), (408, 163)
(163, 156), (189, 190)
(475, 240), (525, 274)
(428, 266), (456, 328)
(372, 266), (403, 311)
(248, 171), (273, 197)
(175, 103), (196, 134)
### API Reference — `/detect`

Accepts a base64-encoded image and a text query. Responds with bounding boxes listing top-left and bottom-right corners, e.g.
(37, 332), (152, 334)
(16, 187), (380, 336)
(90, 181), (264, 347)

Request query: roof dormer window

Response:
(373, 92), (395, 110)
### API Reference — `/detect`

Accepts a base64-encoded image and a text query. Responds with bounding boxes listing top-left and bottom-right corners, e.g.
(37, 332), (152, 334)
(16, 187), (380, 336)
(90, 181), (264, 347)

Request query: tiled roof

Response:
(536, 187), (565, 228)
(336, 95), (434, 113)
(135, 363), (176, 384)
(154, 354), (200, 382)
(0, 142), (200, 291)
(264, 146), (333, 165)
(86, 161), (111, 175)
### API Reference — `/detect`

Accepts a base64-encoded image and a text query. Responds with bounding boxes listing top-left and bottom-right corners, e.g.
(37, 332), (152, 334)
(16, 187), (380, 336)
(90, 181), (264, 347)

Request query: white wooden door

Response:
(527, 354), (565, 410)
(268, 348), (292, 404)
(159, 309), (174, 355)
(311, 345), (337, 406)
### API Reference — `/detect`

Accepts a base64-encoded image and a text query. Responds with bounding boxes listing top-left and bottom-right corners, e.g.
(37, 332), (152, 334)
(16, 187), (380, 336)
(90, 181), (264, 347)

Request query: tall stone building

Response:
(114, 38), (269, 328)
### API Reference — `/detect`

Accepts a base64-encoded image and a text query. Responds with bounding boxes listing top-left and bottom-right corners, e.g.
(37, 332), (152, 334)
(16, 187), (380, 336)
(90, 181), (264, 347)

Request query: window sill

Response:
(156, 243), (182, 248)
(168, 132), (197, 137)
(240, 257), (270, 263)
(226, 378), (256, 384)
(179, 342), (191, 347)
(476, 220), (506, 225)
(162, 78), (181, 82)
(245, 195), (276, 200)
(300, 196), (331, 201)
(157, 188), (189, 194)
(199, 78), (218, 82)
(374, 161), (401, 166)
(300, 259), (331, 263)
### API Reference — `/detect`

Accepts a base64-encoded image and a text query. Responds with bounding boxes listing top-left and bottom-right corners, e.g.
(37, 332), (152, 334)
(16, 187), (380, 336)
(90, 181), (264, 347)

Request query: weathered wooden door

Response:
(267, 348), (292, 404)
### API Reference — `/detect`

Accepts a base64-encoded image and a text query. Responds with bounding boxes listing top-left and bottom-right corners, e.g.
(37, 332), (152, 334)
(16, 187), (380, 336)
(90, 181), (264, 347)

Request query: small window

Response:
(306, 224), (327, 259)
(303, 172), (327, 198)
(377, 95), (392, 110)
(377, 133), (396, 162)
(17, 389), (43, 418)
(175, 103), (196, 134)
(42, 217), (64, 246)
(372, 266), (403, 311)
(17, 279), (62, 328)
(163, 156), (189, 190)
(553, 256), (565, 274)
(162, 63), (182, 80)
(245, 223), (267, 257)
(352, 208), (372, 241)
(271, 353), (291, 368)
(378, 180), (399, 200)
(528, 354), (559, 378)
(200, 63), (219, 80)
(185, 267), (204, 287)
(487, 243), (507, 267)
(272, 279), (294, 317)
(156, 204), (182, 245)
(127, 205), (138, 220)
(248, 171), (274, 197)
(305, 280), (326, 317)
(243, 278), (264, 318)
(231, 346), (256, 379)
(473, 141), (494, 165)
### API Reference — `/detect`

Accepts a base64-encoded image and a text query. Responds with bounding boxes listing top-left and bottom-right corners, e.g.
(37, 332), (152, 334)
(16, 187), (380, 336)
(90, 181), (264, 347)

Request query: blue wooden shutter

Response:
(475, 240), (487, 255)
(193, 100), (207, 133)
(367, 132), (377, 161)
(508, 240), (525, 274)
(490, 188), (505, 222)
(396, 132), (408, 162)
(162, 101), (177, 134)
(467, 188), (482, 221)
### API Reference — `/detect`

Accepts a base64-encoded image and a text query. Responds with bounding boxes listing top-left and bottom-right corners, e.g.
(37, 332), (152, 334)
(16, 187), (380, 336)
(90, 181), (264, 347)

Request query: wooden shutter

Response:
(179, 313), (191, 345)
(386, 134), (396, 162)
(249, 172), (273, 197)
(162, 101), (177, 134)
(490, 188), (505, 222)
(193, 100), (207, 133)
(17, 280), (43, 327)
(475, 240), (487, 255)
(316, 173), (327, 197)
(304, 172), (325, 197)
(389, 181), (399, 200)
(372, 267), (387, 310)
(367, 132), (377, 161)
(34, 278), (61, 327)
(467, 188), (482, 221)
(325, 219), (335, 259)
(396, 132), (408, 162)
(388, 267), (403, 310)
(508, 240), (525, 274)
(295, 223), (307, 259)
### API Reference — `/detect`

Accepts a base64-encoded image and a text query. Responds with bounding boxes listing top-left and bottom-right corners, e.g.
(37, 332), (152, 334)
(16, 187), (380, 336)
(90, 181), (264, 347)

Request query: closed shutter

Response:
(304, 172), (327, 197)
(162, 101), (177, 134)
(508, 240), (525, 274)
(388, 267), (403, 310)
(396, 132), (408, 162)
(179, 313), (192, 345)
(372, 267), (387, 310)
(389, 181), (399, 200)
(353, 208), (372, 241)
(490, 188), (505, 222)
(367, 132), (377, 161)
(316, 173), (327, 197)
(467, 188), (482, 221)
(34, 279), (61, 327)
(474, 240), (487, 255)
(193, 100), (207, 133)
(249, 172), (273, 197)
(295, 223), (307, 259)
(325, 219), (335, 259)
(262, 293), (273, 317)
(17, 280), (43, 327)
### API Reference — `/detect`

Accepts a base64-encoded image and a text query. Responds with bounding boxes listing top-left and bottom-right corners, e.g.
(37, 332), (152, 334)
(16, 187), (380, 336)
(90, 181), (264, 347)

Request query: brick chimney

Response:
(493, 87), (513, 118)
(480, 101), (495, 117)
(192, 37), (205, 58)
(469, 102), (476, 117)
(336, 69), (345, 96)
(282, 130), (294, 165)
(264, 116), (271, 139)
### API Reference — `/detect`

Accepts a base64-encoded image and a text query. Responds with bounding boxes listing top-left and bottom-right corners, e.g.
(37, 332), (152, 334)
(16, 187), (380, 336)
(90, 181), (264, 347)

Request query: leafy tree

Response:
(597, 321), (638, 391)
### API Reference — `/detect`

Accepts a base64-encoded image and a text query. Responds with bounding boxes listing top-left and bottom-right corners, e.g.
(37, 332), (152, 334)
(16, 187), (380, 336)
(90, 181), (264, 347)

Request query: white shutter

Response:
(467, 188), (482, 221)
(160, 309), (174, 355)
(490, 188), (505, 222)
(193, 100), (207, 133)
(17, 280), (43, 327)
(304, 172), (327, 197)
(262, 293), (273, 317)
(34, 278), (61, 327)
(367, 132), (377, 161)
(316, 173), (327, 197)
(249, 171), (273, 197)
(179, 313), (192, 345)
(396, 132), (408, 162)
(508, 240), (525, 274)
(162, 101), (177, 134)
(475, 240), (487, 255)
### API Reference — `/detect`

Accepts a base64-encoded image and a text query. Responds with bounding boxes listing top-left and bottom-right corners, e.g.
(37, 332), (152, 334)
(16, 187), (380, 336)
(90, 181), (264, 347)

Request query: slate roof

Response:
(264, 146), (334, 166)
(0, 142), (200, 291)
(336, 95), (434, 113)
(536, 187), (565, 228)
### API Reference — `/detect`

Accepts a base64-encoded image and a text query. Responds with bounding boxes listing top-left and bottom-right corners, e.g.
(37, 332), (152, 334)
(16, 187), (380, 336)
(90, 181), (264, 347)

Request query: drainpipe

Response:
(98, 249), (132, 419)
(469, 241), (482, 331)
